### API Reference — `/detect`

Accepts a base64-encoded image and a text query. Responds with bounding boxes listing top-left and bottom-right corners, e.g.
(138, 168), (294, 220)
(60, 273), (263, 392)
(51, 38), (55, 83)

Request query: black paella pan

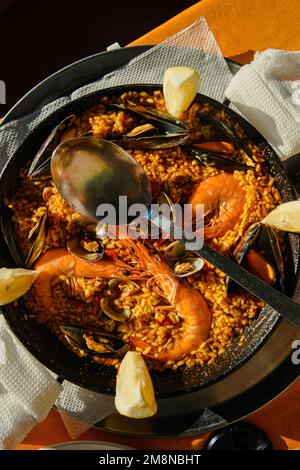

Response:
(0, 48), (300, 437)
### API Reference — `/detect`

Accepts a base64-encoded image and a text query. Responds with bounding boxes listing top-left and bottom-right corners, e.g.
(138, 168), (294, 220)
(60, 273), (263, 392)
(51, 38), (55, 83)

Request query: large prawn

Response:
(127, 240), (212, 362)
(187, 172), (246, 239)
(34, 248), (146, 312)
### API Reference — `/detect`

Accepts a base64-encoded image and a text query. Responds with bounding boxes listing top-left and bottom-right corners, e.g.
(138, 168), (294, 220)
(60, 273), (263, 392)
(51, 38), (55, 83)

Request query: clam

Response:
(163, 240), (186, 261)
(100, 297), (131, 322)
(108, 279), (140, 294)
(228, 222), (285, 293)
(109, 103), (190, 149)
(163, 240), (204, 278)
(28, 114), (79, 179)
(101, 279), (140, 321)
(0, 206), (24, 266)
(67, 214), (103, 261)
(173, 257), (204, 278)
(60, 325), (129, 357)
(67, 236), (104, 262)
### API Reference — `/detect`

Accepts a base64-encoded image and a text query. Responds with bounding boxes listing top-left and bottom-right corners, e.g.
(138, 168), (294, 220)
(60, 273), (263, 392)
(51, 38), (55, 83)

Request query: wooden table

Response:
(18, 0), (300, 450)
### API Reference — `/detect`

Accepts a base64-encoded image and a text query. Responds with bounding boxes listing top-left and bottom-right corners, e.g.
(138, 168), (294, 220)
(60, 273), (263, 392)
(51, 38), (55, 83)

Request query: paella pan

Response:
(0, 57), (299, 433)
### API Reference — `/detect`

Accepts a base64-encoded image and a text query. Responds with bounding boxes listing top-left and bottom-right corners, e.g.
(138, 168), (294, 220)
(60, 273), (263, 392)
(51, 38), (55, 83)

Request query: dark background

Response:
(0, 0), (197, 115)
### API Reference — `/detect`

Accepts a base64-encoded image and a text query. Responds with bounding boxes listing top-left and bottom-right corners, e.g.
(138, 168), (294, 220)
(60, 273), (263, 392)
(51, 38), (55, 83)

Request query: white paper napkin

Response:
(225, 49), (300, 159)
(0, 317), (62, 450)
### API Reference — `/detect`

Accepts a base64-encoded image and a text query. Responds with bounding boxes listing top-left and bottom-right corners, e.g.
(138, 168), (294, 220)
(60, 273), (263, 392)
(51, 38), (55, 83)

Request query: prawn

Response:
(187, 172), (246, 239)
(127, 240), (211, 362)
(34, 248), (146, 312)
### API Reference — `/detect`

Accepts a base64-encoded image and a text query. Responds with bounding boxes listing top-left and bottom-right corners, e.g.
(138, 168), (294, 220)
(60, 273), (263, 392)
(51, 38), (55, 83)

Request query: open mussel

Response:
(25, 209), (47, 267)
(192, 141), (235, 155)
(125, 123), (157, 138)
(196, 111), (254, 161)
(60, 325), (129, 357)
(28, 114), (79, 179)
(110, 102), (189, 132)
(227, 222), (285, 293)
(0, 205), (47, 268)
(185, 144), (251, 172)
(118, 133), (189, 150)
(109, 102), (190, 149)
(0, 206), (24, 266)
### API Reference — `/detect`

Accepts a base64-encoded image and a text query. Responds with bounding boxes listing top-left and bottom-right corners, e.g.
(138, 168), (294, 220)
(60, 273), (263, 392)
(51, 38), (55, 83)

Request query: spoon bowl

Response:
(51, 137), (152, 222)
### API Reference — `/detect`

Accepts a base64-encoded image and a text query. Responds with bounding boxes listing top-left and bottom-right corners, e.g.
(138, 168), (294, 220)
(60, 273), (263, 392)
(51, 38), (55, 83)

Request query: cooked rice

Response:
(6, 89), (282, 370)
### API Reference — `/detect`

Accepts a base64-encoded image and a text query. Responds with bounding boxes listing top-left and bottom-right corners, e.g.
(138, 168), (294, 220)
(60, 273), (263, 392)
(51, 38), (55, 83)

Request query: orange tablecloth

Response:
(17, 378), (300, 450)
(129, 0), (300, 63)
(18, 0), (300, 450)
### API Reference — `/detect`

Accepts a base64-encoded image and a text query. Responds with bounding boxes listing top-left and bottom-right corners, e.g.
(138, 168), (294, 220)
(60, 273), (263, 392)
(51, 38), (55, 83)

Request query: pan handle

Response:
(189, 241), (300, 330)
(281, 154), (300, 195)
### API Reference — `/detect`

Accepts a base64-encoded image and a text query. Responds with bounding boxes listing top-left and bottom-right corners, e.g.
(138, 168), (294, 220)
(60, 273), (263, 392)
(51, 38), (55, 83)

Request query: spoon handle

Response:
(189, 241), (300, 329)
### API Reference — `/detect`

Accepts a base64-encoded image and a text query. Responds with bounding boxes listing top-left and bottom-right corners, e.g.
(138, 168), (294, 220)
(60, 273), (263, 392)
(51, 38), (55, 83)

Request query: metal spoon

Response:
(51, 137), (151, 223)
(51, 137), (300, 328)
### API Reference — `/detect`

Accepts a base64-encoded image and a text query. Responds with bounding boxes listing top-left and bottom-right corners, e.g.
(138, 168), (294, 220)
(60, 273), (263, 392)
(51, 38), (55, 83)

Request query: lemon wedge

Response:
(262, 200), (300, 232)
(115, 351), (157, 419)
(163, 66), (200, 117)
(0, 268), (39, 306)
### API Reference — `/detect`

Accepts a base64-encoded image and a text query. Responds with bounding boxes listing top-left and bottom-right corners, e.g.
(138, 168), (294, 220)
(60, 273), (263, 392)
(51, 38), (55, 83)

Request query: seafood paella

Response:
(2, 83), (287, 377)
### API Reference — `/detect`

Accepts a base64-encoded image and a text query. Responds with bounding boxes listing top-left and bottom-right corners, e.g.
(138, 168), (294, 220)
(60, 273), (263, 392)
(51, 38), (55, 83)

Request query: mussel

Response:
(196, 111), (254, 161)
(0, 206), (24, 266)
(25, 210), (47, 267)
(28, 114), (79, 179)
(191, 141), (235, 155)
(109, 103), (190, 149)
(185, 144), (251, 173)
(60, 325), (129, 357)
(125, 123), (157, 138)
(227, 222), (285, 293)
(0, 205), (47, 268)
